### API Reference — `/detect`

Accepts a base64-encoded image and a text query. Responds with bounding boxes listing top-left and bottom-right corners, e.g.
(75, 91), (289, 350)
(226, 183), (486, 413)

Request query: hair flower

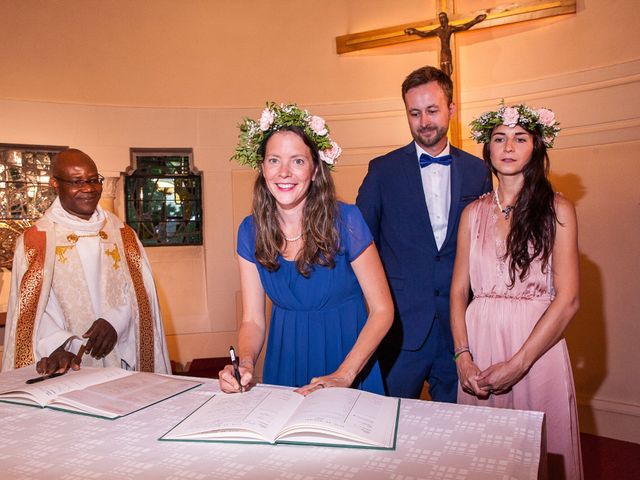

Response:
(232, 102), (341, 169)
(470, 101), (561, 148)
(537, 108), (556, 127)
(309, 115), (328, 136)
(259, 108), (275, 131)
(501, 107), (520, 127)
(319, 141), (342, 165)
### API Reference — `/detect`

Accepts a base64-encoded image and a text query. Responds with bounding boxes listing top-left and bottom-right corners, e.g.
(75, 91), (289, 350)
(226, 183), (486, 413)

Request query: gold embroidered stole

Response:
(11, 218), (158, 372)
(120, 225), (154, 372)
(13, 226), (46, 368)
(52, 226), (121, 368)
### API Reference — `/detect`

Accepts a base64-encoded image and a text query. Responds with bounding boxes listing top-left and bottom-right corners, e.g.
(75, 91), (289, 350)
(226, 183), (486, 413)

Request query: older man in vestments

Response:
(2, 148), (170, 374)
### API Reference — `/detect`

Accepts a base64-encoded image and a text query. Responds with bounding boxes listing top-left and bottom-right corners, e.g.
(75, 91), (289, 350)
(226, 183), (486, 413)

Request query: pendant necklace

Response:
(493, 190), (514, 220)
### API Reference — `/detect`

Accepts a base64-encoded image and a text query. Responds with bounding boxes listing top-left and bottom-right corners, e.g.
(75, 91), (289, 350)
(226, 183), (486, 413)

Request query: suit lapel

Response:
(442, 147), (463, 249)
(400, 143), (439, 252)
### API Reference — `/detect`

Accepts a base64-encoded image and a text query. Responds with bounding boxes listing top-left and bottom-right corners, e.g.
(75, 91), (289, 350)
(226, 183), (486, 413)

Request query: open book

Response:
(0, 365), (201, 419)
(160, 386), (400, 449)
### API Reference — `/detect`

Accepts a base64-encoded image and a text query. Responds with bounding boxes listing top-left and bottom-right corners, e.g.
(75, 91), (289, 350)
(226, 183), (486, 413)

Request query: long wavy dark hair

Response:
(483, 128), (558, 287)
(252, 126), (340, 277)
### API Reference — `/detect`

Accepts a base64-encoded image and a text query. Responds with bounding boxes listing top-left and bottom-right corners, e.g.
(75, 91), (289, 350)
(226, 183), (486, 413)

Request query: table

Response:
(0, 376), (544, 479)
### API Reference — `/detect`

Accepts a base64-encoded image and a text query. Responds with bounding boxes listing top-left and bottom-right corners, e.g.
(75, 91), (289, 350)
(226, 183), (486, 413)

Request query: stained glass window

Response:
(0, 144), (65, 269)
(125, 149), (202, 246)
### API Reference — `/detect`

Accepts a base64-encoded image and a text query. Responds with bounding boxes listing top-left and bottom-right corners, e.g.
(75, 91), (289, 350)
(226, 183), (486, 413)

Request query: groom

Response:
(356, 66), (491, 401)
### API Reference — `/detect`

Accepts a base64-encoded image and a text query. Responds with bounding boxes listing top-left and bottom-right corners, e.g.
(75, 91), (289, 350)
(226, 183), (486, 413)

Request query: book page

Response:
(163, 387), (304, 443)
(277, 388), (399, 448)
(50, 372), (201, 418)
(0, 366), (131, 407)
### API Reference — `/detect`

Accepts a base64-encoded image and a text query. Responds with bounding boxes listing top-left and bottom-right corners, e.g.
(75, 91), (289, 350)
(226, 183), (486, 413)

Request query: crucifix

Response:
(336, 0), (577, 146)
(405, 11), (487, 78)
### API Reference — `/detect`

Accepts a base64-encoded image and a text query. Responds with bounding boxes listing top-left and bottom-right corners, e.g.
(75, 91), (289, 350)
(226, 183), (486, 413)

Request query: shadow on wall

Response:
(550, 172), (586, 204)
(153, 278), (176, 335)
(550, 172), (607, 434)
(567, 254), (606, 429)
(151, 276), (184, 369)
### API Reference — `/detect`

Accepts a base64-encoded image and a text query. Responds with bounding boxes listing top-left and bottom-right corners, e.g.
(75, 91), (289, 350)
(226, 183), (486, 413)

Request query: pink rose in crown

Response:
(259, 108), (275, 131)
(501, 107), (520, 127)
(309, 115), (328, 136)
(319, 141), (342, 165)
(537, 108), (556, 127)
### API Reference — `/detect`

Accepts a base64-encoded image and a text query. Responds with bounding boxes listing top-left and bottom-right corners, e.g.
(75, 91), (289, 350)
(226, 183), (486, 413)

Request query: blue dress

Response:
(237, 203), (384, 394)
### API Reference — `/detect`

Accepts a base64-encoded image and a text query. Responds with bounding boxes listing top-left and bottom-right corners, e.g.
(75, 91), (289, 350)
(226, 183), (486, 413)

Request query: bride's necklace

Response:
(284, 232), (303, 242)
(493, 190), (514, 220)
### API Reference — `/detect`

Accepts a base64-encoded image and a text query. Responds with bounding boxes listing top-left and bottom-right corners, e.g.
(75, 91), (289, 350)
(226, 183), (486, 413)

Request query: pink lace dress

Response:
(458, 194), (583, 480)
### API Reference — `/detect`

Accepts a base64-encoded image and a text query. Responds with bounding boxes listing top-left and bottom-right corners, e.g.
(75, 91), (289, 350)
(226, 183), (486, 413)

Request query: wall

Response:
(1, 0), (639, 443)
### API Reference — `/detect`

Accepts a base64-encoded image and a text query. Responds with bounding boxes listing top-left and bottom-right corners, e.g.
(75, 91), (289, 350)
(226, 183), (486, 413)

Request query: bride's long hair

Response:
(483, 129), (558, 287)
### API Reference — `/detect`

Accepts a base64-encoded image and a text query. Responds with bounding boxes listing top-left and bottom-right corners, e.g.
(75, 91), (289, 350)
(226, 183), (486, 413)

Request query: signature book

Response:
(160, 386), (400, 450)
(0, 365), (201, 419)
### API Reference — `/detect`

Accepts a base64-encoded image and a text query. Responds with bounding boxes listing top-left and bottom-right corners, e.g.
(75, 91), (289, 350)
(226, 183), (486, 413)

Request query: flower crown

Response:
(231, 102), (342, 169)
(470, 102), (561, 148)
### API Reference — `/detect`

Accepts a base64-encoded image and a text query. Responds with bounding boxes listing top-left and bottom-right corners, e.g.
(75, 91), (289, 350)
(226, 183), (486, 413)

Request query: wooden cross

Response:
(336, 0), (576, 146)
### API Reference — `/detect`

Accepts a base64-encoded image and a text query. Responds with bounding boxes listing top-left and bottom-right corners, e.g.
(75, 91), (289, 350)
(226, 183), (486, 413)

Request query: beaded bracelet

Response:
(453, 348), (473, 362)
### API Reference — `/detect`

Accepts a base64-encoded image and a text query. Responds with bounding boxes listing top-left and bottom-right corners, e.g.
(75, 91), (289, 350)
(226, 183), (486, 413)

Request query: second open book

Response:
(0, 365), (201, 419)
(160, 385), (400, 450)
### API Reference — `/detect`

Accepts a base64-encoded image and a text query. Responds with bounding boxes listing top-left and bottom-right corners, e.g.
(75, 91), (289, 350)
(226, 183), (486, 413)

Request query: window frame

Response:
(0, 143), (67, 269)
(124, 148), (203, 247)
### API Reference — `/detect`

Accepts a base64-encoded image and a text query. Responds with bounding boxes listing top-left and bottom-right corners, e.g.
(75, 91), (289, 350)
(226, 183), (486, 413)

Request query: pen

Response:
(25, 342), (87, 385)
(74, 343), (87, 365)
(229, 346), (243, 393)
(26, 371), (67, 384)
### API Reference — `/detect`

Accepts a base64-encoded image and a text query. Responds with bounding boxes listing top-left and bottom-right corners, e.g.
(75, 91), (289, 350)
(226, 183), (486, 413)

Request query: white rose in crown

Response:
(319, 141), (342, 165)
(537, 108), (556, 127)
(309, 115), (328, 136)
(501, 107), (520, 127)
(259, 108), (275, 131)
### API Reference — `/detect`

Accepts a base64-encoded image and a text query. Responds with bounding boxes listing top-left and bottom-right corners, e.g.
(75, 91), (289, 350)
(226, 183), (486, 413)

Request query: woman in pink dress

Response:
(450, 104), (583, 479)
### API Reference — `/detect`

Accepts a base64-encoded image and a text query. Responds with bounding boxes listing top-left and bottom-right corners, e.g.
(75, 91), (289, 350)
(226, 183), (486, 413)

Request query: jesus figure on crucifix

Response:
(405, 12), (487, 76)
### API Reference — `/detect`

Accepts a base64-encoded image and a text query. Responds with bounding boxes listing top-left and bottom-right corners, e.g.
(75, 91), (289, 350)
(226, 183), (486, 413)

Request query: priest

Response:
(2, 148), (170, 374)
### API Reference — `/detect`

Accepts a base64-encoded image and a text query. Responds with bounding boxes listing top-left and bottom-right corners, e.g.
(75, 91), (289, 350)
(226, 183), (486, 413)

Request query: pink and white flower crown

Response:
(232, 102), (342, 169)
(470, 102), (561, 148)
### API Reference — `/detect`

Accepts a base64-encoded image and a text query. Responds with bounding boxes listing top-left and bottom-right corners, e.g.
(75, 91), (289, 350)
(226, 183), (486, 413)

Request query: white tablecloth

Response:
(0, 376), (544, 479)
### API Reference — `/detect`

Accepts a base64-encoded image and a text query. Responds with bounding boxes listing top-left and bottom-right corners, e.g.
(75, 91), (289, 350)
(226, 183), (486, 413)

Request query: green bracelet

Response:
(453, 348), (472, 361)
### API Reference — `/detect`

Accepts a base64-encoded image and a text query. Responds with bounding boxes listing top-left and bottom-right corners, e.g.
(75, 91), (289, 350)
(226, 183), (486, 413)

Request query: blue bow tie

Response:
(419, 153), (452, 168)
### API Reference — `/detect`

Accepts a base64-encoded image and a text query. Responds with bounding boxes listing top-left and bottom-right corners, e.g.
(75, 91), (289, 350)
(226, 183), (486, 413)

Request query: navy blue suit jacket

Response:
(356, 142), (492, 351)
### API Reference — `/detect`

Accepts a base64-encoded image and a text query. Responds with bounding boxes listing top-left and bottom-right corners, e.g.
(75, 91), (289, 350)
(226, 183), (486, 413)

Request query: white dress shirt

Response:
(416, 142), (451, 250)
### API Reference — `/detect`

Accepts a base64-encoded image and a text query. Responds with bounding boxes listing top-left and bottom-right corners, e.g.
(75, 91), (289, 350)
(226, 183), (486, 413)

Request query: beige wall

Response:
(1, 0), (639, 443)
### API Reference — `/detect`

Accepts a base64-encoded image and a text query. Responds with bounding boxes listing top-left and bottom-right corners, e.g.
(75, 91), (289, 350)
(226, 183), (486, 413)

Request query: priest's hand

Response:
(219, 362), (253, 393)
(83, 318), (117, 359)
(36, 345), (82, 375)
